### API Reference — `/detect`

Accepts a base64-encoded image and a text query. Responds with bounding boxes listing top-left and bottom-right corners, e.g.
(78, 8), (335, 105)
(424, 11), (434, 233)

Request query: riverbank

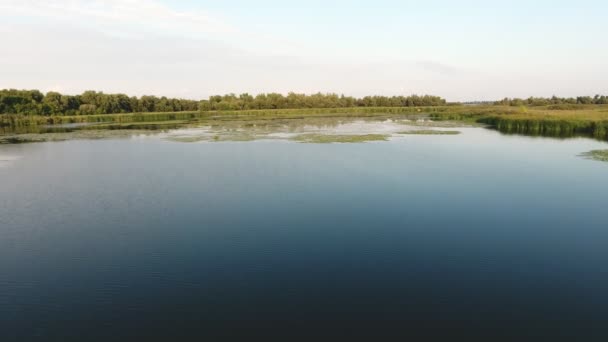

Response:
(2, 105), (608, 140)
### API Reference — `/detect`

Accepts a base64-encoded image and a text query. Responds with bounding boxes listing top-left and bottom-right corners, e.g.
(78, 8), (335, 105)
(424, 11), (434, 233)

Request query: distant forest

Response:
(495, 95), (608, 106)
(0, 89), (445, 116)
(1, 89), (607, 116)
(199, 93), (447, 111)
(0, 90), (200, 116)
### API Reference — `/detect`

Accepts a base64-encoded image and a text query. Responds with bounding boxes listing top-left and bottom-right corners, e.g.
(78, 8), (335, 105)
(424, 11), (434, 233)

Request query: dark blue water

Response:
(2, 128), (608, 340)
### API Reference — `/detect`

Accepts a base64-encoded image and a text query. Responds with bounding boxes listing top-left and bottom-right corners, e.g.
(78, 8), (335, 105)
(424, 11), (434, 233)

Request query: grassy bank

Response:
(0, 107), (436, 130)
(475, 107), (608, 139)
(427, 105), (608, 139)
(0, 111), (201, 127)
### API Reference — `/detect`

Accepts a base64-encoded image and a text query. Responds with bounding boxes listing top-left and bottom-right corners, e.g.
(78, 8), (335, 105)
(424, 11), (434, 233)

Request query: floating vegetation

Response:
(291, 134), (389, 144)
(0, 130), (154, 144)
(579, 150), (608, 162)
(398, 130), (461, 135)
(166, 132), (262, 143)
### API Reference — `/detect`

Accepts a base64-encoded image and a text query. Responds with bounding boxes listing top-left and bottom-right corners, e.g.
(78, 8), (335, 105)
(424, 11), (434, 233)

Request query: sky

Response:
(1, 0), (607, 101)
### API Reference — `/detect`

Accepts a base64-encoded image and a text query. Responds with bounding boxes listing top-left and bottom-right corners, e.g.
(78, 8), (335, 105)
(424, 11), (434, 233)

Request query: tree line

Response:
(0, 89), (200, 116)
(199, 93), (447, 110)
(0, 89), (447, 116)
(4, 89), (606, 116)
(495, 95), (608, 106)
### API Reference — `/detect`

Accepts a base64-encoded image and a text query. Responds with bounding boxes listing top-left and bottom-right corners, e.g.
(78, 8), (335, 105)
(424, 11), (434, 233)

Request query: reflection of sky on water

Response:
(0, 155), (21, 168)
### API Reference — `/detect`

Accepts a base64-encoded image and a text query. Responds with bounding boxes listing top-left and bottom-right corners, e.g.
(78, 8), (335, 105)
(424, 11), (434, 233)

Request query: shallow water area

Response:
(159, 116), (470, 143)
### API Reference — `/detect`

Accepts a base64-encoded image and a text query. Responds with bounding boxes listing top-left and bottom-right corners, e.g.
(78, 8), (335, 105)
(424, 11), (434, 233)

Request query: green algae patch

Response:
(579, 149), (608, 162)
(398, 130), (461, 135)
(291, 134), (389, 144)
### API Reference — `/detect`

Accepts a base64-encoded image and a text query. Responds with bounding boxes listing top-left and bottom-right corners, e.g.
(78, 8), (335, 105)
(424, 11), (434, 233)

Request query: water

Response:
(2, 122), (608, 340)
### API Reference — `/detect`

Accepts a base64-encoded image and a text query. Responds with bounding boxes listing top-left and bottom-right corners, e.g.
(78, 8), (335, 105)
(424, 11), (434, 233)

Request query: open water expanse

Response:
(2, 119), (608, 340)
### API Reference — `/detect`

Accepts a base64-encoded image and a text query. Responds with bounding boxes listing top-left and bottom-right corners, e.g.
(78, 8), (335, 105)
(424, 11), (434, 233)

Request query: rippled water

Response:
(2, 119), (608, 340)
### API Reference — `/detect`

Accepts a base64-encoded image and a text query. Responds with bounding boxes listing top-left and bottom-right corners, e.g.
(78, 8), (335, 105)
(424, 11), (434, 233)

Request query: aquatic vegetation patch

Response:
(398, 130), (461, 135)
(166, 132), (262, 143)
(579, 149), (608, 162)
(291, 134), (389, 143)
(0, 130), (154, 144)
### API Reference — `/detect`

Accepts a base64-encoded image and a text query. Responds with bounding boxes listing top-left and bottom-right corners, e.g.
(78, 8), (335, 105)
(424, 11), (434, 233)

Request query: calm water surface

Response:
(2, 123), (608, 340)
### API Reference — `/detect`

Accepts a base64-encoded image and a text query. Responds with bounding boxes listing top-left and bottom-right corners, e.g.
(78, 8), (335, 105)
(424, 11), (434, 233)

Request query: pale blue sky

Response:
(1, 0), (606, 101)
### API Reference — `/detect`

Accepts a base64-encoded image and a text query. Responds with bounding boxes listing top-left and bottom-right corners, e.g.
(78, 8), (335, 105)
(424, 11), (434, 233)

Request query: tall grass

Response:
(424, 105), (608, 140)
(472, 106), (608, 140)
